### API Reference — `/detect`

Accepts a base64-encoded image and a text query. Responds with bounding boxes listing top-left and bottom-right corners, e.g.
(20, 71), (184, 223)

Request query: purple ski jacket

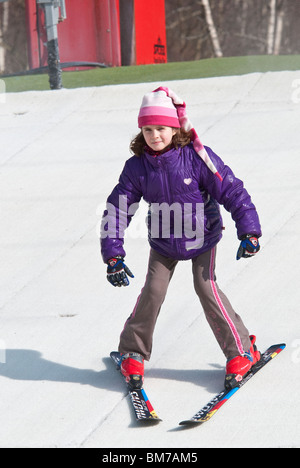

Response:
(101, 144), (261, 262)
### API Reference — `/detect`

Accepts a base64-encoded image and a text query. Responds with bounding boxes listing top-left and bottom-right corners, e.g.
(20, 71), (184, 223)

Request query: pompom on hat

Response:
(138, 86), (223, 182)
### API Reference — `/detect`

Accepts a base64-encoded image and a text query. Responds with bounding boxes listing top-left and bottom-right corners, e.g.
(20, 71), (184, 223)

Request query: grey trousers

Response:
(118, 247), (251, 361)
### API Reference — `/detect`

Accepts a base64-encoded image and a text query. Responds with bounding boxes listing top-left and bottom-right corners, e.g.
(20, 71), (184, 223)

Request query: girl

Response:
(101, 87), (261, 391)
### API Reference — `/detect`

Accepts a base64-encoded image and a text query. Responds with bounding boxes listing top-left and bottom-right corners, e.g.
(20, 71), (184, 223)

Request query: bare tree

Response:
(166, 0), (300, 62)
(274, 5), (284, 55)
(240, 0), (248, 36)
(0, 0), (9, 72)
(201, 0), (223, 57)
(267, 0), (277, 54)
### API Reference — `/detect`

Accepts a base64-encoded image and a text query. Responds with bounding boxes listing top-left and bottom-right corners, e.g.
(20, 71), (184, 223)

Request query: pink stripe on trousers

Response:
(209, 247), (244, 355)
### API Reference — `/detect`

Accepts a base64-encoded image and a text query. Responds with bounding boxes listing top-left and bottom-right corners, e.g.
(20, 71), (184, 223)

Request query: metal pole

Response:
(36, 0), (66, 89)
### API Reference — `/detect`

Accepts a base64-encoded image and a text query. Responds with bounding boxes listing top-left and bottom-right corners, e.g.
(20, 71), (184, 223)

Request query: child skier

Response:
(101, 87), (261, 391)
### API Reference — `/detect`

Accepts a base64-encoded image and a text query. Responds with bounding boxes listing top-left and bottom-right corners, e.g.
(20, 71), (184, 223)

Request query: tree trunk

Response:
(0, 1), (9, 72)
(267, 0), (277, 54)
(201, 0), (223, 57)
(274, 8), (284, 55)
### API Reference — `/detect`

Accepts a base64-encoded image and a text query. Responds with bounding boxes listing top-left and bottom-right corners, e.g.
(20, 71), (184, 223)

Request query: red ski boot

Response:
(225, 335), (261, 389)
(120, 352), (144, 389)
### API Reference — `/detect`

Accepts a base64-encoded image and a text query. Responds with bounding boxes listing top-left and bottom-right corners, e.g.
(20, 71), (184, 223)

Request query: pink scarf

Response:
(154, 86), (223, 182)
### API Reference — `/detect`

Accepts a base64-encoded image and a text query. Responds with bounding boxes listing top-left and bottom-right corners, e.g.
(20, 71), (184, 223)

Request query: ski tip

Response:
(110, 351), (121, 361)
(137, 417), (162, 424)
(263, 343), (286, 358)
(271, 343), (286, 353)
(179, 419), (203, 426)
(275, 344), (286, 356)
(110, 351), (122, 368)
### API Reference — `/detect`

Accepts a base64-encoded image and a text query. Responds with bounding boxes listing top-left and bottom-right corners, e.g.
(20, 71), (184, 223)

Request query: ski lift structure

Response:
(35, 0), (66, 89)
(23, 0), (167, 90)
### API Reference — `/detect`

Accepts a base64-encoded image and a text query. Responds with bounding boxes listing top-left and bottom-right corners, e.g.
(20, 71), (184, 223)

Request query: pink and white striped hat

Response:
(138, 86), (223, 181)
(138, 89), (181, 128)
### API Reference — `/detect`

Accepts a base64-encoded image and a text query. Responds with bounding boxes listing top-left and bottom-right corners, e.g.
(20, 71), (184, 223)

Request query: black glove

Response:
(107, 257), (134, 287)
(236, 234), (260, 260)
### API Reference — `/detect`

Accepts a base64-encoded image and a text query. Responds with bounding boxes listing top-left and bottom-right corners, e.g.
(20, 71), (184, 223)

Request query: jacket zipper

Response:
(159, 158), (180, 253)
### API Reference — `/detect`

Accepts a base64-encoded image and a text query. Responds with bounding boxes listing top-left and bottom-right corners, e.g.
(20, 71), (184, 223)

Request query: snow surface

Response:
(0, 71), (299, 448)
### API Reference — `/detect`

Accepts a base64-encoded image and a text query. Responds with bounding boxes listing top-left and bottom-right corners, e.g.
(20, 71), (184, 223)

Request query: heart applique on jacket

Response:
(184, 178), (192, 185)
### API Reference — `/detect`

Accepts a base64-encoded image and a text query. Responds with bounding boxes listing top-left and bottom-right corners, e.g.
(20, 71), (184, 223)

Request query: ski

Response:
(179, 343), (286, 426)
(110, 351), (162, 423)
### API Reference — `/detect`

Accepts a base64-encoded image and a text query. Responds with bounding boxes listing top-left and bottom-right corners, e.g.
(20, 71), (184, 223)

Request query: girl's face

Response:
(142, 125), (177, 152)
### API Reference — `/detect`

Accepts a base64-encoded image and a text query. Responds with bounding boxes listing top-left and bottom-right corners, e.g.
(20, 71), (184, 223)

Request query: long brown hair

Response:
(130, 128), (192, 156)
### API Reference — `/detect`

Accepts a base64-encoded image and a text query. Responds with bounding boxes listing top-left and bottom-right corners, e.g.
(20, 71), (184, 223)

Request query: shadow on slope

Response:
(0, 349), (224, 395)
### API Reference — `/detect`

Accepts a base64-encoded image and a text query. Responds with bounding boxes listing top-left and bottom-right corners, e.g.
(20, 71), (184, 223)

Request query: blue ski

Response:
(179, 343), (286, 426)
